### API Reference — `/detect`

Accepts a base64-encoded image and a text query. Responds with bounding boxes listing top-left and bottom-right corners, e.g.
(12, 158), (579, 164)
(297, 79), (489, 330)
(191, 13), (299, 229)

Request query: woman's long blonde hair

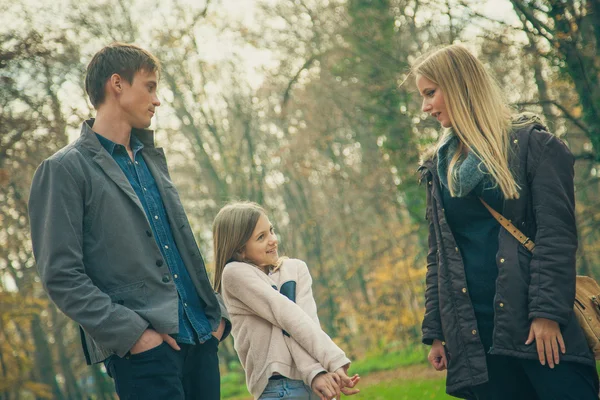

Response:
(413, 45), (520, 199)
(212, 201), (284, 293)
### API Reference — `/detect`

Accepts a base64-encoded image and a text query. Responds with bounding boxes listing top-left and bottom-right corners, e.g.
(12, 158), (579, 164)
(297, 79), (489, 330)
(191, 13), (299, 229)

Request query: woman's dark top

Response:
(441, 184), (503, 349)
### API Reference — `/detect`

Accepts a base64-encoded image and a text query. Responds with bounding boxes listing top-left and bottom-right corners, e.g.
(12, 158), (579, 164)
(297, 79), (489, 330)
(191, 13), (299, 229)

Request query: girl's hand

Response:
(333, 364), (360, 395)
(428, 339), (447, 371)
(311, 372), (341, 400)
(525, 317), (565, 368)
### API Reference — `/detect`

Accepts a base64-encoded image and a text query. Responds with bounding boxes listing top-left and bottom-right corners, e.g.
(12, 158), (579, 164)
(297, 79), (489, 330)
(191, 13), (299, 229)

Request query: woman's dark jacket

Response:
(419, 121), (595, 398)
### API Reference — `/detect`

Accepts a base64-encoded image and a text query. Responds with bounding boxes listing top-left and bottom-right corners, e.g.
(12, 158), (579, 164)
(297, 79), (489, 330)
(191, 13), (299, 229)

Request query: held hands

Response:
(525, 317), (565, 368)
(334, 364), (360, 396)
(311, 372), (341, 400)
(311, 364), (360, 400)
(428, 339), (447, 371)
(130, 329), (180, 355)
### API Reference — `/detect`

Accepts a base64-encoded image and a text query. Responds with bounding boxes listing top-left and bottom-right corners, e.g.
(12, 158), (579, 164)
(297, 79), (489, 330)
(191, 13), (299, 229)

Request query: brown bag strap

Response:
(479, 198), (536, 253)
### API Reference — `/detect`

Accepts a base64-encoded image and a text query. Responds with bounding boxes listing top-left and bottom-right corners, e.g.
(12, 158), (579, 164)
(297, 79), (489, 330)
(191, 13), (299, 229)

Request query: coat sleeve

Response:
(286, 261), (349, 387)
(527, 132), (577, 326)
(28, 158), (149, 357)
(421, 176), (445, 345)
(222, 263), (349, 373)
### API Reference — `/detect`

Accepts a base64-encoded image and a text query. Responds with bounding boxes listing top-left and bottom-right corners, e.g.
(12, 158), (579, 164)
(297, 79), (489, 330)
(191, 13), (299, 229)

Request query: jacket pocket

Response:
(106, 281), (147, 310)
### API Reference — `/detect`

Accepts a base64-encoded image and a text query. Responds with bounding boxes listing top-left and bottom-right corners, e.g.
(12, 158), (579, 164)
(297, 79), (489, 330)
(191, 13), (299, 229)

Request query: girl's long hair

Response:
(413, 45), (521, 199)
(212, 201), (285, 293)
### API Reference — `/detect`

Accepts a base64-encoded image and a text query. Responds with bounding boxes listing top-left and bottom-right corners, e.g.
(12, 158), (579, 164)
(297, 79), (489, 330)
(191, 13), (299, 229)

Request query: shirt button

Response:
(162, 274), (171, 283)
(500, 258), (505, 263)
(135, 161), (139, 165)
(472, 329), (477, 335)
(462, 288), (467, 293)
(441, 341), (446, 346)
(455, 247), (459, 252)
(154, 215), (159, 220)
(513, 139), (518, 144)
(156, 259), (164, 267)
(499, 303), (505, 308)
(184, 303), (188, 307)
(174, 274), (178, 279)
(146, 230), (152, 237)
(143, 187), (147, 191)
(164, 245), (169, 250)
(428, 181), (432, 185)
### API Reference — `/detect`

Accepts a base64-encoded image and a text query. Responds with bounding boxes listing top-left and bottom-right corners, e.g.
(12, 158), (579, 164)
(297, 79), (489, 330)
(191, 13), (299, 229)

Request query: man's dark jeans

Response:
(106, 337), (220, 400)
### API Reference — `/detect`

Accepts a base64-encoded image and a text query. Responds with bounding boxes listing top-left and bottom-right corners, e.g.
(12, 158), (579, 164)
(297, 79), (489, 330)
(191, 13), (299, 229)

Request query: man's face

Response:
(119, 69), (160, 129)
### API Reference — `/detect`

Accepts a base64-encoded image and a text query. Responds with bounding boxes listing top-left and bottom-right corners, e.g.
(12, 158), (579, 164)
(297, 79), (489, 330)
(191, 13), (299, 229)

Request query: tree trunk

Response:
(30, 315), (64, 400)
(89, 363), (114, 400)
(51, 310), (83, 400)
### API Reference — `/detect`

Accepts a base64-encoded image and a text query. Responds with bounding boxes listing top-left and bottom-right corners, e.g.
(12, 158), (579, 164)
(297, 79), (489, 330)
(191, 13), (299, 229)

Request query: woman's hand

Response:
(427, 339), (447, 371)
(333, 364), (360, 395)
(525, 317), (565, 368)
(311, 372), (341, 400)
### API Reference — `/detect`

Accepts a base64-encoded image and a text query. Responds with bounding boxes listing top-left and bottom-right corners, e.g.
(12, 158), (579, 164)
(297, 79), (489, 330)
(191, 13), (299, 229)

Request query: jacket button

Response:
(500, 258), (505, 263)
(455, 247), (459, 253)
(146, 230), (152, 237)
(513, 139), (518, 144)
(156, 260), (164, 267)
(162, 274), (171, 283)
(472, 329), (477, 335)
(462, 288), (467, 293)
(428, 181), (432, 185)
(499, 302), (504, 308)
(441, 341), (446, 346)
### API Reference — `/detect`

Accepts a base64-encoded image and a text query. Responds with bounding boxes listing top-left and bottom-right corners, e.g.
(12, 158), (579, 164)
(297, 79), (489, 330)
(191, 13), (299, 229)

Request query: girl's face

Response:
(416, 74), (452, 128)
(241, 214), (279, 269)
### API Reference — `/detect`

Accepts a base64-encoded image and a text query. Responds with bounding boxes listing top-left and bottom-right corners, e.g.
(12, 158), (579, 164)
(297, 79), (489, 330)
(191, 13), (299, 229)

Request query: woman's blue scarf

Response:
(437, 131), (490, 197)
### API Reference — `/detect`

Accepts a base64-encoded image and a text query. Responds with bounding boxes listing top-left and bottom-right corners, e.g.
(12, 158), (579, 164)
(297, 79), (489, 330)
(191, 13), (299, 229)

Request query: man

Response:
(28, 43), (230, 399)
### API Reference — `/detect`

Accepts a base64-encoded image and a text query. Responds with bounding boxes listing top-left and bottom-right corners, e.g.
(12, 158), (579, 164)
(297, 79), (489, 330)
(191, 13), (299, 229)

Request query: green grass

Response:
(223, 379), (452, 400)
(357, 379), (453, 400)
(351, 345), (429, 375)
(222, 352), (600, 399)
(221, 347), (433, 399)
(221, 370), (248, 399)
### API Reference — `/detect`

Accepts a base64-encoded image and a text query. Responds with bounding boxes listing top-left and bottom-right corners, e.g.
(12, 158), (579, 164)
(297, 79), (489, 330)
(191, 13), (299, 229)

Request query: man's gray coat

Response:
(29, 120), (229, 364)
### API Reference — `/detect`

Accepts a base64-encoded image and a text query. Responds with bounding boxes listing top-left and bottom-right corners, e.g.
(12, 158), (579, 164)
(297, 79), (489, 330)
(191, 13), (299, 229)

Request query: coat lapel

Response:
(502, 127), (531, 221)
(91, 151), (146, 215)
(79, 120), (147, 216)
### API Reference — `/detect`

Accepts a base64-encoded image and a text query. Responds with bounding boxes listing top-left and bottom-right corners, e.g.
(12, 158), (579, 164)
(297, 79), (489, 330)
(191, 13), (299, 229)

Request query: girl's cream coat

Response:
(222, 258), (350, 399)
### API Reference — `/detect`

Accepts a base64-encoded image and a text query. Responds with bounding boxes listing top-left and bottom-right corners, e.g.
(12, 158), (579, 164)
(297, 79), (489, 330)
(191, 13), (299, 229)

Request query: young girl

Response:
(415, 44), (598, 399)
(213, 202), (360, 400)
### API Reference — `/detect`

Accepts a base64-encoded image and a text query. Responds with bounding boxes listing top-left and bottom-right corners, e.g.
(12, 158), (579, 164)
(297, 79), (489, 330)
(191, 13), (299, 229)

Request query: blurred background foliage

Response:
(1, 0), (599, 398)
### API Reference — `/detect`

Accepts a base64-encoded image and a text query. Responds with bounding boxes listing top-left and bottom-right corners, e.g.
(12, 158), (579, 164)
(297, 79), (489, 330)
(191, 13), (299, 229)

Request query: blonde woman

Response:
(212, 202), (360, 400)
(415, 45), (598, 399)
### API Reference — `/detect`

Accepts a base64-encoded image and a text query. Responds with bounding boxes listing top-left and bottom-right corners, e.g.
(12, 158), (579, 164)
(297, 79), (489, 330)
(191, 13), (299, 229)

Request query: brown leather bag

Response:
(480, 198), (600, 359)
